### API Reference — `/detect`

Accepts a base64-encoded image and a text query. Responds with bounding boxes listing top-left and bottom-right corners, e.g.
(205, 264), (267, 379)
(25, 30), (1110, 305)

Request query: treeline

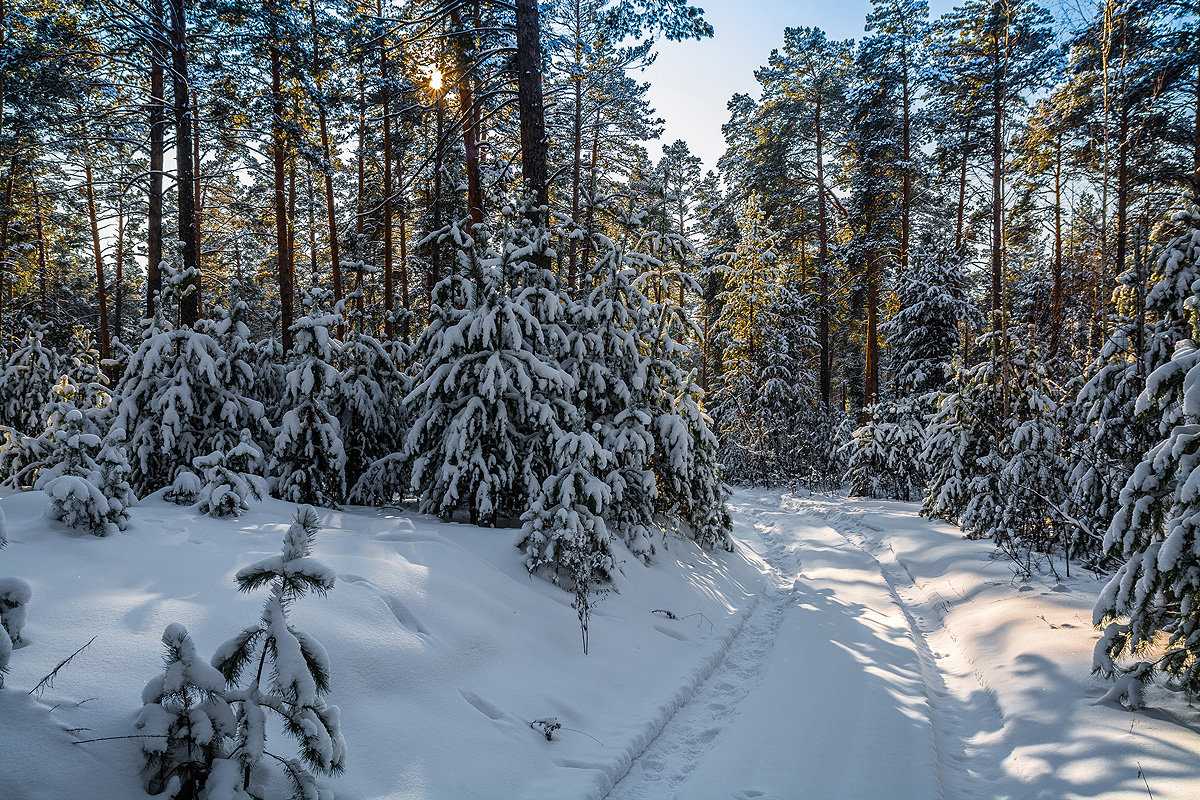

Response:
(698, 0), (1200, 703)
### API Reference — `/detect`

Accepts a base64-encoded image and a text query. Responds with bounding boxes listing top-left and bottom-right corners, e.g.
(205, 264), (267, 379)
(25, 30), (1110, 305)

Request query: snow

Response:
(1, 487), (1197, 799)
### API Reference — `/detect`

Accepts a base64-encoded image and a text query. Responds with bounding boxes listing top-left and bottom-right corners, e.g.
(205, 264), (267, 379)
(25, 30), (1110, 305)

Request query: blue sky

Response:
(639, 0), (958, 171)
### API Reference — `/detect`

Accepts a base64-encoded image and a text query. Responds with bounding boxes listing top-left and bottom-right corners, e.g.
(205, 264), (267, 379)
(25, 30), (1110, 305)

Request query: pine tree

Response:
(210, 506), (346, 796)
(271, 293), (346, 508)
(136, 623), (236, 797)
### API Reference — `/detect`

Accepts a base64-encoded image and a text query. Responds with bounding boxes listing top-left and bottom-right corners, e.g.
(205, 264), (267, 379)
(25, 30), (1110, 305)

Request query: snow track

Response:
(601, 507), (805, 800)
(797, 498), (1009, 799)
(602, 492), (952, 800)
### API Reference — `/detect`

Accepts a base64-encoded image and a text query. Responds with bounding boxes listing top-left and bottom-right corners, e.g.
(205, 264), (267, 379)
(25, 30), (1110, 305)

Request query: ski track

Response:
(791, 496), (1010, 800)
(599, 499), (806, 800)
(601, 492), (1012, 800)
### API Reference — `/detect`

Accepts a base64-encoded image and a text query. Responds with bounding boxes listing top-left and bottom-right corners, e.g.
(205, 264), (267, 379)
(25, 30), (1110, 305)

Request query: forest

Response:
(1, 0), (1200, 796)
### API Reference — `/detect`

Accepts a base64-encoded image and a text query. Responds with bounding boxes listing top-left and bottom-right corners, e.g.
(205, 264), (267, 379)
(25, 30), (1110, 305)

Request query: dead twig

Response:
(29, 637), (96, 698)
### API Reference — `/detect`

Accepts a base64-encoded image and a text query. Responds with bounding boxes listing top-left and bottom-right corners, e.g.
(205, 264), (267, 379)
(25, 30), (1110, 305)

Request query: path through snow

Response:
(606, 491), (947, 800)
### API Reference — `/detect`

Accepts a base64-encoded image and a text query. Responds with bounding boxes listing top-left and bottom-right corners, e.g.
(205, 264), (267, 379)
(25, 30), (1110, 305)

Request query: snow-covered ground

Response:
(1, 488), (1197, 799)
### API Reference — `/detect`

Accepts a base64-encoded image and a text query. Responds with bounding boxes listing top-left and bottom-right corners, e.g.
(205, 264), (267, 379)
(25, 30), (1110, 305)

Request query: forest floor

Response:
(0, 488), (1197, 799)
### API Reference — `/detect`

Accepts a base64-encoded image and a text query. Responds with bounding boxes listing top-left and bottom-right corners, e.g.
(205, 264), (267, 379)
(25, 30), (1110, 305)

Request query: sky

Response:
(639, 0), (957, 172)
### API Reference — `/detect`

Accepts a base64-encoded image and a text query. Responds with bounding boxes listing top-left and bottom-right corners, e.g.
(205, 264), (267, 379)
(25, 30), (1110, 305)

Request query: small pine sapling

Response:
(136, 623), (236, 797)
(209, 506), (346, 797)
(0, 507), (33, 688)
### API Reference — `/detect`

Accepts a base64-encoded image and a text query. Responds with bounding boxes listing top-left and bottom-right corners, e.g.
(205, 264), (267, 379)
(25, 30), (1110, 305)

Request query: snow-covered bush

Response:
(209, 506), (346, 796)
(271, 293), (346, 508)
(843, 404), (925, 501)
(164, 471), (203, 506)
(34, 406), (114, 537)
(96, 428), (136, 533)
(136, 623), (235, 796)
(0, 507), (33, 689)
(195, 434), (267, 518)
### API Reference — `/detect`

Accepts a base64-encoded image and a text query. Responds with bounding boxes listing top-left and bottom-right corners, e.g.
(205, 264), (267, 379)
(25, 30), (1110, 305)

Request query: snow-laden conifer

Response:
(0, 318), (61, 435)
(333, 326), (405, 498)
(136, 623), (236, 796)
(271, 292), (346, 507)
(209, 506), (346, 796)
(1093, 200), (1200, 701)
(195, 433), (267, 519)
(843, 404), (925, 500)
(113, 264), (268, 496)
(402, 209), (573, 525)
(34, 405), (115, 536)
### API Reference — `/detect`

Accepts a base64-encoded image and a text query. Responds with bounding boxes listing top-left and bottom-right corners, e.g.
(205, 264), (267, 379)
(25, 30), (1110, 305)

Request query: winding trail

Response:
(603, 491), (1002, 800)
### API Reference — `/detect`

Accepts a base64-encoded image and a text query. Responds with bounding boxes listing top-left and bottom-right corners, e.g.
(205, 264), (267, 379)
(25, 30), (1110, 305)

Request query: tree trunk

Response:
(449, 2), (483, 227)
(815, 97), (831, 406)
(515, 0), (549, 227)
(864, 249), (878, 407)
(990, 27), (1004, 330)
(900, 41), (911, 278)
(380, 6), (395, 339)
(310, 0), (342, 330)
(83, 153), (111, 361)
(1048, 130), (1064, 360)
(271, 31), (293, 352)
(33, 181), (47, 326)
(169, 0), (199, 327)
(147, 0), (166, 317)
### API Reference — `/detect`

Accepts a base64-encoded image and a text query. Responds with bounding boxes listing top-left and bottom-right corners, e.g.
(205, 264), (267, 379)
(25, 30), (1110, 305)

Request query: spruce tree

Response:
(271, 293), (346, 508)
(1094, 201), (1200, 702)
(196, 433), (267, 519)
(843, 404), (925, 500)
(34, 405), (115, 536)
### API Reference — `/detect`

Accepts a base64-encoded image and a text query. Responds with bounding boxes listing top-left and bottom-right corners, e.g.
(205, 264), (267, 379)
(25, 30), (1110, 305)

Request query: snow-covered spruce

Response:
(136, 623), (235, 796)
(113, 265), (270, 497)
(271, 293), (346, 508)
(400, 212), (572, 525)
(0, 318), (61, 435)
(195, 433), (268, 518)
(559, 235), (660, 557)
(0, 506), (33, 689)
(1094, 206), (1200, 702)
(59, 326), (112, 412)
(333, 327), (407, 498)
(521, 423), (616, 654)
(843, 403), (925, 501)
(209, 506), (346, 797)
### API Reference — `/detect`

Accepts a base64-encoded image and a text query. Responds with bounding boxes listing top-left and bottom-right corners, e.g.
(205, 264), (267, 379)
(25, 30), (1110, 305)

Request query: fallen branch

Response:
(29, 637), (96, 698)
